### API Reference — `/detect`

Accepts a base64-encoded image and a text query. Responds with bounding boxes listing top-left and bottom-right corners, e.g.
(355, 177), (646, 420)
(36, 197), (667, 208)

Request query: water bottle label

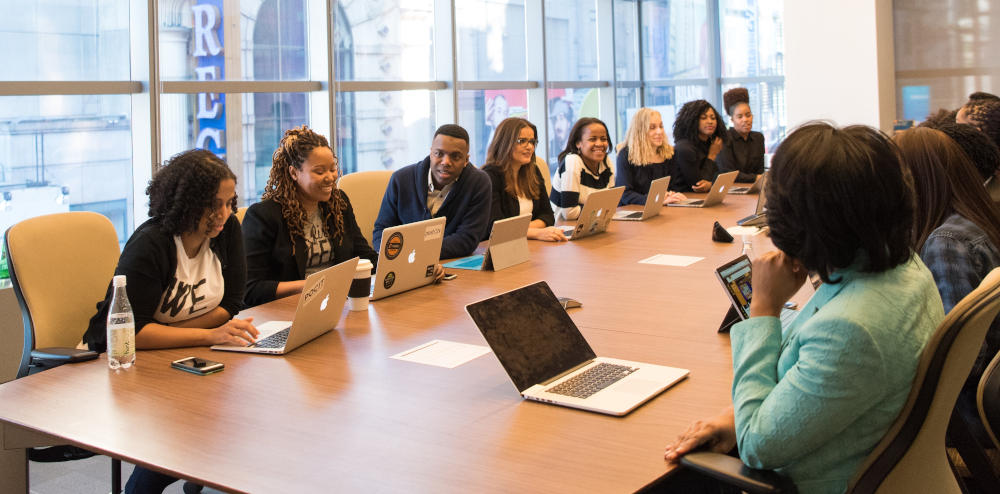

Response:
(108, 322), (135, 358)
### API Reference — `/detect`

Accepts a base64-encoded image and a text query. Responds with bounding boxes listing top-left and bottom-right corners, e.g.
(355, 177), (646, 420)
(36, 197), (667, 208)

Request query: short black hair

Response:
(917, 108), (958, 129)
(672, 99), (727, 144)
(557, 117), (613, 164)
(766, 122), (914, 283)
(969, 91), (1000, 102)
(935, 123), (1000, 180)
(434, 124), (470, 144)
(147, 149), (237, 236)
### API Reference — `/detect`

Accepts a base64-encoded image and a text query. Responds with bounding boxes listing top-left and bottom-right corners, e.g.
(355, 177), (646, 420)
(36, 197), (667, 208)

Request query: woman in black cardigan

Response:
(481, 117), (566, 242)
(242, 126), (378, 306)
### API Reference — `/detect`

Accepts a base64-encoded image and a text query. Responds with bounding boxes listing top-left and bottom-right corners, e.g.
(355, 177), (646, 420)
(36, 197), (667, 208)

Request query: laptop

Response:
(371, 217), (446, 301)
(443, 214), (531, 271)
(212, 257), (358, 355)
(714, 255), (798, 333)
(466, 281), (689, 416)
(558, 186), (626, 240)
(729, 172), (765, 195)
(612, 176), (671, 221)
(736, 181), (768, 227)
(667, 171), (738, 208)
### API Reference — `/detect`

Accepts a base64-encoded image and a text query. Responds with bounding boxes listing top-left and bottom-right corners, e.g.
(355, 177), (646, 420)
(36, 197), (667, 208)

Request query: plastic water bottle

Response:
(740, 234), (754, 262)
(106, 275), (136, 370)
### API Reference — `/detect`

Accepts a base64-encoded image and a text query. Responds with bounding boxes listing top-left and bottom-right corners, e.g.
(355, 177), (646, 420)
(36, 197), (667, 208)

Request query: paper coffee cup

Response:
(348, 259), (373, 311)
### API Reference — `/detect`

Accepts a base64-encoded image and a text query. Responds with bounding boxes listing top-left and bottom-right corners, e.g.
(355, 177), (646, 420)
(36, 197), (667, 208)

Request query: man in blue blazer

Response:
(373, 124), (492, 259)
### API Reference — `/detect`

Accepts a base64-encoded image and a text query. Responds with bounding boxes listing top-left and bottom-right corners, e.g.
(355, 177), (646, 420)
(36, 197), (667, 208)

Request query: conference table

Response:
(0, 192), (792, 493)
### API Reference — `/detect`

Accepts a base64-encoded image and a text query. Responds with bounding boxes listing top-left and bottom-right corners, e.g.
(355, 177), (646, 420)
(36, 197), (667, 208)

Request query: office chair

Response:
(535, 156), (553, 196)
(5, 211), (123, 492)
(337, 170), (393, 245)
(235, 206), (248, 224)
(979, 349), (1000, 450)
(679, 267), (1000, 494)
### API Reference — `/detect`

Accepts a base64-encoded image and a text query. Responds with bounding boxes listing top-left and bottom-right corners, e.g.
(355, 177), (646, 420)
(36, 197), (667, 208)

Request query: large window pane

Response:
(336, 91), (436, 173)
(544, 0), (599, 81)
(719, 0), (784, 78)
(616, 88), (641, 143)
(546, 88), (600, 172)
(720, 81), (785, 151)
(645, 85), (707, 138)
(643, 0), (709, 80)
(0, 0), (130, 81)
(614, 0), (640, 81)
(0, 96), (133, 246)
(334, 1), (435, 81)
(458, 90), (530, 167)
(456, 0), (527, 81)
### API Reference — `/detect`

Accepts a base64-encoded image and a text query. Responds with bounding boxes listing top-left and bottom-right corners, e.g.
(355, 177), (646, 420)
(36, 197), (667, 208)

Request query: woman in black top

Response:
(615, 107), (687, 206)
(243, 126), (378, 306)
(482, 117), (566, 242)
(716, 87), (765, 183)
(669, 100), (726, 192)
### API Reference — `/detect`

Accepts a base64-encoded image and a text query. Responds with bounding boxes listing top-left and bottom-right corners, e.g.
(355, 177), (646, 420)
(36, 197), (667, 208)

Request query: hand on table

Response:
(664, 408), (737, 464)
(749, 250), (807, 318)
(528, 226), (569, 242)
(209, 317), (258, 346)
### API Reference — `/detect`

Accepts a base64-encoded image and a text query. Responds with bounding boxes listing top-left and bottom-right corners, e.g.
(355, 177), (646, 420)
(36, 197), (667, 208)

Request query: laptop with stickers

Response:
(370, 216), (447, 301)
(558, 186), (626, 240)
(613, 176), (671, 221)
(211, 257), (358, 355)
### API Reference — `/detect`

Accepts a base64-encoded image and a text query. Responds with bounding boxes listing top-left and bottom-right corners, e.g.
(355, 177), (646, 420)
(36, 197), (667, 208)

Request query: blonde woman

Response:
(615, 108), (687, 205)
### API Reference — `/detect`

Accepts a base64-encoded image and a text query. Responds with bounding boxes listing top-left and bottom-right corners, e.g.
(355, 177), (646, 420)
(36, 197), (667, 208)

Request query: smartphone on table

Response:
(171, 357), (225, 375)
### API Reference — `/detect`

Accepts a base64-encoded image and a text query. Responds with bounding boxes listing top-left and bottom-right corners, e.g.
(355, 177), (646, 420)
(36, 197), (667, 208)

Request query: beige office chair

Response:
(338, 170), (393, 245)
(235, 206), (248, 224)
(535, 156), (553, 196)
(979, 350), (1000, 450)
(5, 211), (123, 491)
(679, 267), (1000, 494)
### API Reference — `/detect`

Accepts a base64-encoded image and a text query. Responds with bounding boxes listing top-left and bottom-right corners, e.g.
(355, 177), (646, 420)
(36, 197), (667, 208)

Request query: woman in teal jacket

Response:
(664, 123), (944, 494)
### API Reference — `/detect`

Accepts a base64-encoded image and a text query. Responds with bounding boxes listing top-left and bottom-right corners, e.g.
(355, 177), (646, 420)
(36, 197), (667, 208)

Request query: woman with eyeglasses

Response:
(242, 125), (378, 306)
(482, 117), (566, 242)
(550, 117), (615, 220)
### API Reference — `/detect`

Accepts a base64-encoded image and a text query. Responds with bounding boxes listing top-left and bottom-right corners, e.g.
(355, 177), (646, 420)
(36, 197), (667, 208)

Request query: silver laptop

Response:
(612, 176), (671, 221)
(371, 216), (446, 301)
(714, 255), (798, 333)
(443, 214), (530, 271)
(737, 178), (768, 227)
(211, 257), (358, 355)
(558, 186), (626, 240)
(466, 281), (689, 416)
(667, 171), (738, 208)
(729, 172), (764, 195)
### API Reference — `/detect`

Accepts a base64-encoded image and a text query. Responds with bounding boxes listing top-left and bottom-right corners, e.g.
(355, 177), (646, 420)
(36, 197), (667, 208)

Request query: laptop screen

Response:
(716, 255), (753, 320)
(466, 281), (597, 392)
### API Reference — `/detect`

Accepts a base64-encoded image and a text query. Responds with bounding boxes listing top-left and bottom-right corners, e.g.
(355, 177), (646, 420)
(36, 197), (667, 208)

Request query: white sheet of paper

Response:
(390, 340), (491, 368)
(726, 225), (764, 237)
(638, 254), (704, 267)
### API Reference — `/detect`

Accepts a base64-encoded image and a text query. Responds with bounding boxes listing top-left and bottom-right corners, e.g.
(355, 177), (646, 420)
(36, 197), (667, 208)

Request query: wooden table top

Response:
(0, 193), (785, 493)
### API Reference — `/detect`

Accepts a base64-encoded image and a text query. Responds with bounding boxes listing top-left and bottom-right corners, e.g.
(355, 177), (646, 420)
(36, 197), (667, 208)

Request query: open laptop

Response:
(612, 176), (671, 221)
(736, 181), (768, 227)
(667, 171), (738, 208)
(443, 214), (530, 271)
(558, 186), (626, 240)
(212, 257), (358, 355)
(714, 255), (798, 333)
(371, 216), (446, 301)
(729, 172), (765, 195)
(466, 281), (689, 416)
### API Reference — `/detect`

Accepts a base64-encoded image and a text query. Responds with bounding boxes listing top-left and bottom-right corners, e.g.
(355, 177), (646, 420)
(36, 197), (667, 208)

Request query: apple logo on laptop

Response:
(719, 186), (726, 193)
(320, 294), (329, 311)
(655, 194), (661, 202)
(408, 250), (416, 263)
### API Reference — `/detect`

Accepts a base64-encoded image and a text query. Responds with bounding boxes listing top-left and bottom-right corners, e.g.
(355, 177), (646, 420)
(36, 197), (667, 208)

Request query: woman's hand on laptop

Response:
(209, 317), (259, 346)
(528, 226), (568, 242)
(663, 191), (687, 205)
(663, 407), (736, 464)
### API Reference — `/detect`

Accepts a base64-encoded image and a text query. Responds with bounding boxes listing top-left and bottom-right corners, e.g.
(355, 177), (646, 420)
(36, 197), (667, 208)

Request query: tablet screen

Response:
(715, 255), (753, 320)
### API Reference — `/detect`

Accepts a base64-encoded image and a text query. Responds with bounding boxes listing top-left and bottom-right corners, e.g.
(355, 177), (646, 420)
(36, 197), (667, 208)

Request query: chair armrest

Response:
(31, 347), (99, 364)
(680, 452), (798, 494)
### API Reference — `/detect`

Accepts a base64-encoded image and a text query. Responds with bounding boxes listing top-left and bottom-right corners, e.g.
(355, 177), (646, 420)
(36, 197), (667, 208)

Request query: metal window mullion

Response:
(454, 81), (540, 90)
(707, 0), (722, 111)
(222, 0), (244, 188)
(0, 81), (143, 96)
(333, 81), (449, 92)
(546, 81), (611, 89)
(161, 81), (326, 93)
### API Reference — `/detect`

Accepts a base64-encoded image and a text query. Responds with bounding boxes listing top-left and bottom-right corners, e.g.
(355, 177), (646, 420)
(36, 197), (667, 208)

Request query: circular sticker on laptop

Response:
(383, 271), (396, 290)
(384, 232), (404, 260)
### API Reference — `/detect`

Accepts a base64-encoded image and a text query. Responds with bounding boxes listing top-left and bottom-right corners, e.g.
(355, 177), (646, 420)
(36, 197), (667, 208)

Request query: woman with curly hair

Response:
(669, 99), (726, 192)
(242, 125), (378, 306)
(549, 117), (615, 220)
(716, 88), (765, 183)
(482, 117), (566, 242)
(615, 107), (687, 206)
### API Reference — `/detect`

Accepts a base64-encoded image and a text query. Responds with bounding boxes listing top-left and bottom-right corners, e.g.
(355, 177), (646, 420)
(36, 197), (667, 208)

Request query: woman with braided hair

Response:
(243, 126), (378, 306)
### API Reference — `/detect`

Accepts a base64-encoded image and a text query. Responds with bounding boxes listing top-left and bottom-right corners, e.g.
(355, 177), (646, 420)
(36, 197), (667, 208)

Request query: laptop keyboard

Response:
(252, 327), (290, 348)
(546, 362), (638, 399)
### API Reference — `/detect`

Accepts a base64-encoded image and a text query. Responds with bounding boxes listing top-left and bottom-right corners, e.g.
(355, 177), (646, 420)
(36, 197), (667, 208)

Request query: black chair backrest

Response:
(978, 350), (1000, 449)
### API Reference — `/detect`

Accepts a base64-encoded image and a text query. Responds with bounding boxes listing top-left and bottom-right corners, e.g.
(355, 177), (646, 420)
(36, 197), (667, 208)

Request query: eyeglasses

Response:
(515, 138), (538, 146)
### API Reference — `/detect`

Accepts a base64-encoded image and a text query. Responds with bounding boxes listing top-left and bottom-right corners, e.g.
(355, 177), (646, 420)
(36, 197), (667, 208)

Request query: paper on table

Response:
(390, 340), (491, 368)
(638, 254), (704, 267)
(726, 225), (764, 237)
